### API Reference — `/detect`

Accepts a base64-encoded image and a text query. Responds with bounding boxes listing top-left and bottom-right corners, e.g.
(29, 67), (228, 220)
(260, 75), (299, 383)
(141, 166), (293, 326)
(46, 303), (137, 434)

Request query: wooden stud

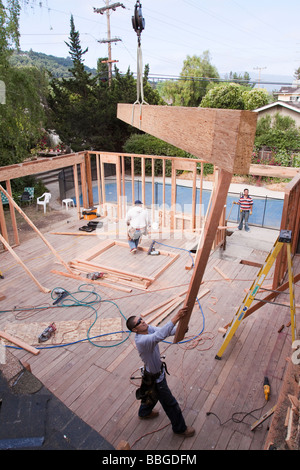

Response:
(0, 233), (50, 294)
(0, 185), (73, 275)
(0, 330), (40, 355)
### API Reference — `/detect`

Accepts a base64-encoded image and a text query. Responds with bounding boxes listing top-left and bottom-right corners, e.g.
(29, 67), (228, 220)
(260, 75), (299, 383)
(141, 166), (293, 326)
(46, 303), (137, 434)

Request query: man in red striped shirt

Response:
(236, 188), (253, 232)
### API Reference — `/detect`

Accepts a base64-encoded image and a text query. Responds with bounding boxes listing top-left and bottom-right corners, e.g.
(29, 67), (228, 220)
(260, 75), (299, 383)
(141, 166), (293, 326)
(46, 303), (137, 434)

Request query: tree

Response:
(200, 82), (244, 109)
(0, 1), (48, 165)
(0, 0), (20, 66)
(64, 15), (95, 98)
(255, 113), (300, 152)
(200, 82), (269, 110)
(158, 51), (219, 107)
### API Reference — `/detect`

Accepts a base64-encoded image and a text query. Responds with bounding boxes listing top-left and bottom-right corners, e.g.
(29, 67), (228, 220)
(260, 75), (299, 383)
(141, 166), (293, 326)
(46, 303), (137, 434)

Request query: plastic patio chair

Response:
(1, 192), (9, 206)
(36, 192), (51, 213)
(24, 187), (34, 202)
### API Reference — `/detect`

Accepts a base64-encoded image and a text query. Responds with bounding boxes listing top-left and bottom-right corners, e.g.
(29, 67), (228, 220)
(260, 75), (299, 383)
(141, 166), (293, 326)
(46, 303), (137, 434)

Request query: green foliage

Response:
(0, 64), (48, 165)
(255, 113), (300, 152)
(158, 51), (219, 107)
(122, 133), (214, 176)
(242, 88), (269, 110)
(201, 82), (244, 109)
(200, 82), (269, 110)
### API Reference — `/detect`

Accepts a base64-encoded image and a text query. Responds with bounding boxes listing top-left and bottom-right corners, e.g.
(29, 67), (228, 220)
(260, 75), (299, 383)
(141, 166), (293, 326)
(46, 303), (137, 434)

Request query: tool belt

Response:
(128, 226), (147, 240)
(135, 362), (169, 406)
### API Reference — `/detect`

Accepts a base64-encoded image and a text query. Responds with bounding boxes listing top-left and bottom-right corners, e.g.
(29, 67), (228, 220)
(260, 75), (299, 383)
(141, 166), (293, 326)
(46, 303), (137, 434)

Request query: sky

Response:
(18, 0), (300, 86)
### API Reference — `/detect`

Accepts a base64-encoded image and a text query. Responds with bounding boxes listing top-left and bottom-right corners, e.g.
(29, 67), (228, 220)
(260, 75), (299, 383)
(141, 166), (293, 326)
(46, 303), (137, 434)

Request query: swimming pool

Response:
(75, 180), (284, 230)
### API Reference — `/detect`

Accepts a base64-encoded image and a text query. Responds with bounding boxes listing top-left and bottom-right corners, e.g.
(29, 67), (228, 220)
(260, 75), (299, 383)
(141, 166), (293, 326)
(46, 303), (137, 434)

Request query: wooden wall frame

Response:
(273, 172), (300, 288)
(69, 239), (179, 290)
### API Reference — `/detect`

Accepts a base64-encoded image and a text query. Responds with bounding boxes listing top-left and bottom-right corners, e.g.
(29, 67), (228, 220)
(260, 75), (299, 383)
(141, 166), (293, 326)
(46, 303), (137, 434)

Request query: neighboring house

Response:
(274, 82), (300, 103)
(254, 100), (300, 127)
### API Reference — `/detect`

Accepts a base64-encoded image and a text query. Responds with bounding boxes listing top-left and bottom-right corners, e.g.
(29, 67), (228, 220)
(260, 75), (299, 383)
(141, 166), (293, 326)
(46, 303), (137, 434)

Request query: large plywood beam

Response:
(117, 104), (257, 174)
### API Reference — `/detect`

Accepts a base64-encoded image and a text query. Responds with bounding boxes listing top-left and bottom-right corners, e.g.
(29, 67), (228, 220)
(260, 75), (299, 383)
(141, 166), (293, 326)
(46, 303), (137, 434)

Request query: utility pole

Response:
(94, 1), (125, 85)
(253, 66), (267, 88)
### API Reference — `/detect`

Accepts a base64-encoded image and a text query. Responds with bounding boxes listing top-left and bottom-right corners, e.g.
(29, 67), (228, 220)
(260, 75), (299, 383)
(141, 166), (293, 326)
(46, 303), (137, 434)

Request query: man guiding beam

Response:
(126, 307), (195, 437)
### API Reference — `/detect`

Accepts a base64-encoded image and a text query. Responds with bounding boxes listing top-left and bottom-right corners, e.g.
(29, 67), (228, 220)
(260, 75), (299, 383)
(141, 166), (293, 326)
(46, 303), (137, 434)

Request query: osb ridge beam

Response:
(117, 104), (257, 174)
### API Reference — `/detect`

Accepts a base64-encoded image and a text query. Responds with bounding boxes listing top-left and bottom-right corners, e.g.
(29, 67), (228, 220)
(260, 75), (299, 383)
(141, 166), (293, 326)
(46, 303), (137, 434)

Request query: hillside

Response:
(9, 49), (98, 78)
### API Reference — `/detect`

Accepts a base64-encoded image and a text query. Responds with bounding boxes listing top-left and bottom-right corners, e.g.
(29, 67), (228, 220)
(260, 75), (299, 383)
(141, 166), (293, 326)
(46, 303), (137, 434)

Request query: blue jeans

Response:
(138, 375), (187, 434)
(128, 235), (141, 250)
(238, 210), (250, 231)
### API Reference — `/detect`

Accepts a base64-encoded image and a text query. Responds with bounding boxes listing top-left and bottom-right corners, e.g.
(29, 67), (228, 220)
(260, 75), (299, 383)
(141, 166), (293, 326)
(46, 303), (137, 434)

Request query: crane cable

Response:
(131, 1), (148, 128)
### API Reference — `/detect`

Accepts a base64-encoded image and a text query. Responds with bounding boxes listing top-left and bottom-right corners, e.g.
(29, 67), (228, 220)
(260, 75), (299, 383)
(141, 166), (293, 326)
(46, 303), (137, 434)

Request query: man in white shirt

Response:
(125, 200), (150, 253)
(126, 308), (195, 437)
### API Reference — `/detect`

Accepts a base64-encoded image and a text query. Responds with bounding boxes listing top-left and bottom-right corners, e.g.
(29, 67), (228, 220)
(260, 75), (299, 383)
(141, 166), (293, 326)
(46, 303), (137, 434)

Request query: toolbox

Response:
(83, 210), (98, 221)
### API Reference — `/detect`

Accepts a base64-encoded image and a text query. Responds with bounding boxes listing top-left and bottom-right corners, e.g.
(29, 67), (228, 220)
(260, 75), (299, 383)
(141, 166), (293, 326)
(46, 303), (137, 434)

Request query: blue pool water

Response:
(76, 181), (284, 230)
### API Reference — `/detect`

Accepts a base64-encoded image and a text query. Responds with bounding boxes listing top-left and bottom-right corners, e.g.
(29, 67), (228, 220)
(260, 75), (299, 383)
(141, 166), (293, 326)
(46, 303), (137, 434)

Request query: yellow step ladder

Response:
(215, 229), (297, 360)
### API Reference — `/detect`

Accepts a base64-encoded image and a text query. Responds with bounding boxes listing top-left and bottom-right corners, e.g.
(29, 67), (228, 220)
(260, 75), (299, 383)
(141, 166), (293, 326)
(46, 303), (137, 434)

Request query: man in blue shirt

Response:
(126, 308), (195, 437)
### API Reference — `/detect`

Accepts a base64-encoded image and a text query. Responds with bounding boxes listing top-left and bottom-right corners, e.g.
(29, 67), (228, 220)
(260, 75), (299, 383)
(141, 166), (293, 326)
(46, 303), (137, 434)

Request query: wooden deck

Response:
(0, 216), (299, 451)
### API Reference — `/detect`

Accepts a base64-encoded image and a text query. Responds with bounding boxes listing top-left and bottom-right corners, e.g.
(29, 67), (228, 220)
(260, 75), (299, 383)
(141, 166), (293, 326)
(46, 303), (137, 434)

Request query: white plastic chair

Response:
(36, 192), (51, 213)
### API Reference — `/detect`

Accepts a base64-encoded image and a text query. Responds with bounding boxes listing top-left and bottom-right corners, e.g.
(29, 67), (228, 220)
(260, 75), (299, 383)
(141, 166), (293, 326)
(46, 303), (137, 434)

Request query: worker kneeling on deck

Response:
(126, 308), (195, 437)
(125, 200), (150, 253)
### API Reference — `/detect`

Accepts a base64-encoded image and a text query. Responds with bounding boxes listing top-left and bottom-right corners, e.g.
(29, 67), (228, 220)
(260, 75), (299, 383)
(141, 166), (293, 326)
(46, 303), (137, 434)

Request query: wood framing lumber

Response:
(174, 169), (233, 343)
(0, 234), (50, 294)
(0, 330), (40, 355)
(117, 104), (257, 174)
(0, 185), (73, 274)
(0, 152), (85, 181)
(213, 266), (231, 282)
(242, 272), (300, 321)
(73, 258), (154, 282)
(152, 297), (184, 326)
(50, 269), (132, 293)
(141, 289), (188, 318)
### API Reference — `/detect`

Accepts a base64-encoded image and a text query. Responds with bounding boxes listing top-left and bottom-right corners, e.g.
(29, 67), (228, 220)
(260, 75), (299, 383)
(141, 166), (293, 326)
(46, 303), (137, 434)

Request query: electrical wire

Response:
(206, 401), (268, 428)
(2, 284), (131, 350)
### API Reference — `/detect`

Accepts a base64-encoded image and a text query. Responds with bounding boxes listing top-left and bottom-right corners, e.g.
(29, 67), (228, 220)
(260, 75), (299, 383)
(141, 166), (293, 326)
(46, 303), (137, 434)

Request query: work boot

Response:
(139, 410), (159, 419)
(175, 426), (195, 437)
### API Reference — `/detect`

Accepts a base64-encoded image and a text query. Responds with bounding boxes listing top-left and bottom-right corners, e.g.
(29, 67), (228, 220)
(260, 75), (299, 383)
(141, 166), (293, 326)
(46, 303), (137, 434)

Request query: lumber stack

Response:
(141, 290), (187, 326)
(68, 258), (152, 290)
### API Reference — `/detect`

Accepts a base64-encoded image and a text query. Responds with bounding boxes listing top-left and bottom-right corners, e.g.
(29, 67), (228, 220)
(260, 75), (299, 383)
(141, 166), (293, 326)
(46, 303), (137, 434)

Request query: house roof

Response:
(254, 100), (300, 114)
(276, 84), (300, 95)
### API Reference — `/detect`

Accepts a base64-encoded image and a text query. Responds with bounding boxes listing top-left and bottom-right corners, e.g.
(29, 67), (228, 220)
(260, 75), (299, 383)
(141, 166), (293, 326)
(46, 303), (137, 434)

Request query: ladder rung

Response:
(253, 298), (292, 308)
(258, 287), (289, 295)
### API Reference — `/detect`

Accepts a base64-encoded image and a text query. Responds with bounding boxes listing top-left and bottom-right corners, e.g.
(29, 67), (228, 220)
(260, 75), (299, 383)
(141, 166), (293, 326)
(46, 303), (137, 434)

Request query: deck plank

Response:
(1, 218), (299, 451)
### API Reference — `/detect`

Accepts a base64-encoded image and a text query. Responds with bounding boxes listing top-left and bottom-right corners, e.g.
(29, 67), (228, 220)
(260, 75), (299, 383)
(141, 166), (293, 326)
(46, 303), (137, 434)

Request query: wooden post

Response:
(85, 151), (93, 208)
(0, 233), (50, 294)
(0, 185), (74, 275)
(174, 169), (232, 343)
(73, 164), (81, 220)
(6, 180), (19, 246)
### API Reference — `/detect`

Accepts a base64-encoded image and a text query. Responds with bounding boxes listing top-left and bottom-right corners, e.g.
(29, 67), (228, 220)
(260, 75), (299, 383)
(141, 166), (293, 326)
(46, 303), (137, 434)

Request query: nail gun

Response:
(147, 241), (160, 255)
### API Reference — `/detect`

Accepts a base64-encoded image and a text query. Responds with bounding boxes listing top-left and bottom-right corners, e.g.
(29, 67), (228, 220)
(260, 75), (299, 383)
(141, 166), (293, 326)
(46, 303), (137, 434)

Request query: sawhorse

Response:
(215, 229), (297, 360)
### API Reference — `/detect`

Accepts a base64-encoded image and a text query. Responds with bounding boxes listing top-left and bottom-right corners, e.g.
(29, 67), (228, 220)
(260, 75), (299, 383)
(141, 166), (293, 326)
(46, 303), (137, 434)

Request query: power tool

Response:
(147, 241), (160, 256)
(263, 376), (270, 401)
(52, 288), (69, 305)
(38, 322), (56, 343)
(86, 272), (105, 280)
